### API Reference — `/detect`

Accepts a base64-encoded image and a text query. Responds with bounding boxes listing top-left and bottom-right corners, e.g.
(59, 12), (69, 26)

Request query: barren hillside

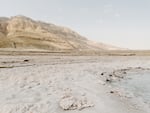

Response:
(0, 15), (121, 51)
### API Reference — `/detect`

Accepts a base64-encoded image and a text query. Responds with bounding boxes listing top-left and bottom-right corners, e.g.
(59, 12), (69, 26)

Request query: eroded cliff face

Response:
(0, 17), (9, 36)
(0, 15), (121, 51)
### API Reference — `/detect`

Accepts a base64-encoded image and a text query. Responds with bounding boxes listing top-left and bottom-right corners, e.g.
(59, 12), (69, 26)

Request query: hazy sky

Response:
(0, 0), (150, 49)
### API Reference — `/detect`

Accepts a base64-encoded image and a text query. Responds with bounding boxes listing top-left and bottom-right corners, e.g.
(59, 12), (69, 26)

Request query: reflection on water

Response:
(113, 71), (150, 105)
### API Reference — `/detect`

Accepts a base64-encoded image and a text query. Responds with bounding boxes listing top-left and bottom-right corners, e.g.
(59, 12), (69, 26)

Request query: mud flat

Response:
(0, 55), (150, 113)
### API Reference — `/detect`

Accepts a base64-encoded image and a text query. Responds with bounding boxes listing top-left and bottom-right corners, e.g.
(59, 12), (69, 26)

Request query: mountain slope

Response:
(0, 15), (122, 51)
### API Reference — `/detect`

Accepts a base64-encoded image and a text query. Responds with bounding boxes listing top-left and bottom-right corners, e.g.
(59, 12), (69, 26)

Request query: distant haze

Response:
(0, 0), (150, 49)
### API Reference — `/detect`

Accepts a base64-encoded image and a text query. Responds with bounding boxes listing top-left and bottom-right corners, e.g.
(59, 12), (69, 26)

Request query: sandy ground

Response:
(0, 56), (150, 113)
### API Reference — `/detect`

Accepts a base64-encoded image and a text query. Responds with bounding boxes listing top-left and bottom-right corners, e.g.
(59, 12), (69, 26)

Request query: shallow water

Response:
(113, 71), (150, 106)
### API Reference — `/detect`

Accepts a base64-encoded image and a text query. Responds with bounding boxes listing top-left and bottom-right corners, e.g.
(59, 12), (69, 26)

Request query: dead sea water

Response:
(113, 71), (150, 107)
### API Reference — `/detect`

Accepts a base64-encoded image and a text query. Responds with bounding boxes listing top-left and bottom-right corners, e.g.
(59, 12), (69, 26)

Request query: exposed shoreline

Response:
(100, 67), (150, 111)
(1, 49), (150, 56)
(0, 55), (150, 113)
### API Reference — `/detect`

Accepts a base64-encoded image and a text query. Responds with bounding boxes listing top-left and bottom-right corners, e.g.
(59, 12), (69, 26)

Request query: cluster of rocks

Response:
(59, 95), (94, 111)
(100, 67), (150, 83)
(99, 67), (150, 98)
(59, 89), (94, 111)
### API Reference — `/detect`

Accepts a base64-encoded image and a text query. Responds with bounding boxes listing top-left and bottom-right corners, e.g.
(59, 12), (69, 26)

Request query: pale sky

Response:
(0, 0), (150, 49)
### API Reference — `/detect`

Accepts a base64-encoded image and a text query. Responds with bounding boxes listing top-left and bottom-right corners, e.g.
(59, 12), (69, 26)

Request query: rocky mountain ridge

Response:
(0, 15), (122, 51)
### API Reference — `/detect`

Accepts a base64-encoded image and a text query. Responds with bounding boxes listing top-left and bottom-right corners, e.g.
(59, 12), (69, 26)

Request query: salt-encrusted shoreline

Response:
(0, 56), (149, 113)
(100, 67), (150, 111)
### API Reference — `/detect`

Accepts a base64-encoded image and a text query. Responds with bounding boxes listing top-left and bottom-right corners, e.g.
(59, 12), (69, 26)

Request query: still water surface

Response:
(113, 71), (150, 106)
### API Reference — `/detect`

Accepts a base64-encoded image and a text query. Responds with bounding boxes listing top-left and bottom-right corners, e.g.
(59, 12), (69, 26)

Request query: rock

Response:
(106, 78), (111, 82)
(59, 95), (77, 110)
(109, 74), (113, 77)
(77, 97), (94, 110)
(59, 95), (94, 111)
(101, 72), (104, 75)
(23, 59), (29, 62)
(110, 91), (114, 94)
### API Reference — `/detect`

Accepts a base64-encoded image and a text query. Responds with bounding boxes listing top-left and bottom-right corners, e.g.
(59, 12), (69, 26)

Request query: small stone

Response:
(24, 59), (29, 62)
(101, 73), (104, 75)
(106, 79), (111, 82)
(109, 74), (113, 77)
(110, 91), (114, 94)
